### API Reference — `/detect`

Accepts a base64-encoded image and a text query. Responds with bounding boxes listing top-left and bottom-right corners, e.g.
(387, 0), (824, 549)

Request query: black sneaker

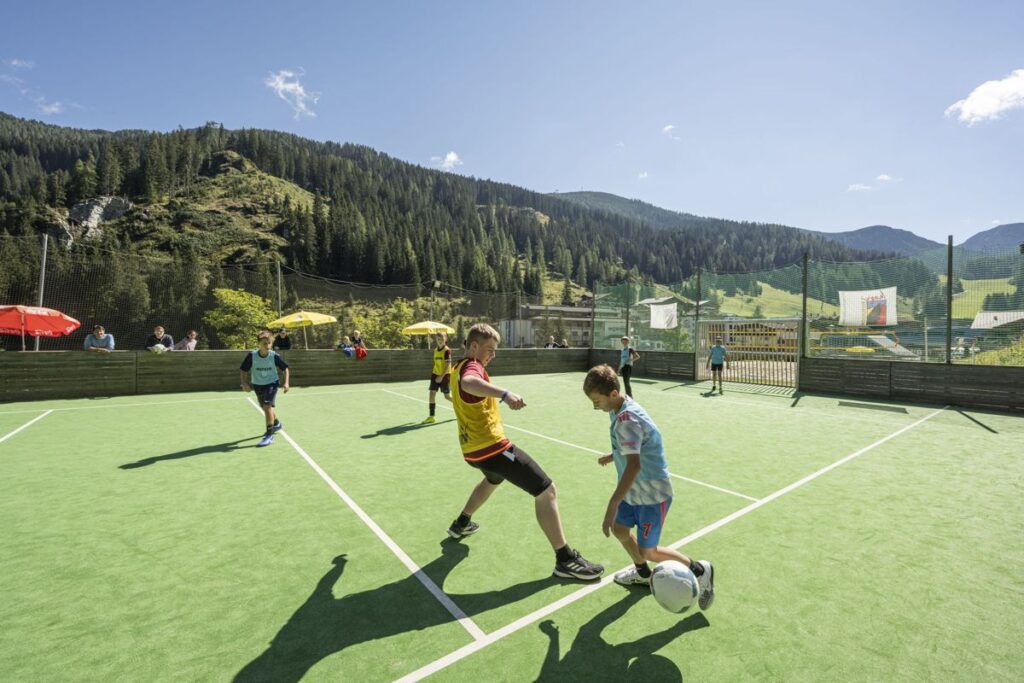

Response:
(447, 520), (480, 539)
(271, 420), (283, 433)
(553, 550), (604, 581)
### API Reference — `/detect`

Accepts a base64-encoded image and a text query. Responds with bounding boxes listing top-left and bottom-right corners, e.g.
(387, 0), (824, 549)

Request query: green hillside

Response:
(714, 282), (838, 318)
(951, 277), (1014, 319)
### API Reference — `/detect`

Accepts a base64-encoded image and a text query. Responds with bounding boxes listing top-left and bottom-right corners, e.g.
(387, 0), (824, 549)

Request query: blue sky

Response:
(2, 1), (1022, 243)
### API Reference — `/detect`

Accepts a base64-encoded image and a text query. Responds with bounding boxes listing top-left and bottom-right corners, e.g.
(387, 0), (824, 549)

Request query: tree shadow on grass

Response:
(536, 590), (709, 681)
(360, 419), (455, 439)
(235, 539), (567, 682)
(118, 438), (259, 469)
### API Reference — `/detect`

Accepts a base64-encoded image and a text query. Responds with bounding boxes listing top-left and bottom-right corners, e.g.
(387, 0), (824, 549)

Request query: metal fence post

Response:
(275, 261), (283, 317)
(694, 269), (701, 379)
(800, 253), (808, 359)
(946, 235), (953, 365)
(34, 233), (49, 351)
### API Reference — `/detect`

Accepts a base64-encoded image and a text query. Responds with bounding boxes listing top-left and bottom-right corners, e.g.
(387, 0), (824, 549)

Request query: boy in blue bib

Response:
(240, 331), (291, 447)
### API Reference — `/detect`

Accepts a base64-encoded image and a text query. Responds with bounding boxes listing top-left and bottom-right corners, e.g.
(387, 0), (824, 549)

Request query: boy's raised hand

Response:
(597, 454), (613, 466)
(503, 391), (526, 410)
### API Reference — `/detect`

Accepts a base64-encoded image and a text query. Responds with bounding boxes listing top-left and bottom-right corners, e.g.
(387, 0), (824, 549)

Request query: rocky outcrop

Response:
(40, 197), (133, 247)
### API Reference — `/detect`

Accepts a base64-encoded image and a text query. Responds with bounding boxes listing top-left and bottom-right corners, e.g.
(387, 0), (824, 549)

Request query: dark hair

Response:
(583, 364), (620, 396)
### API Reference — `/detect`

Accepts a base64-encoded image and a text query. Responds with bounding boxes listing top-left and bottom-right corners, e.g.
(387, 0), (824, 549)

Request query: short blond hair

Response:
(466, 323), (501, 347)
(620, 336), (630, 343)
(583, 364), (621, 396)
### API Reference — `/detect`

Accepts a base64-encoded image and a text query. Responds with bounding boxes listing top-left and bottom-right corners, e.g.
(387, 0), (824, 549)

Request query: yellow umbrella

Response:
(267, 311), (338, 349)
(402, 320), (455, 335)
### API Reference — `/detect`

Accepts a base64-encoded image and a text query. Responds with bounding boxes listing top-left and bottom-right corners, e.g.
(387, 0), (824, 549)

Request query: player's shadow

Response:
(535, 591), (709, 682)
(234, 539), (564, 682)
(360, 419), (454, 438)
(118, 438), (259, 469)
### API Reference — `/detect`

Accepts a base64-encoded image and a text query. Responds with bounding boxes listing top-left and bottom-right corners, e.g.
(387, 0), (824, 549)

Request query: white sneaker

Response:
(613, 566), (651, 586)
(696, 560), (715, 609)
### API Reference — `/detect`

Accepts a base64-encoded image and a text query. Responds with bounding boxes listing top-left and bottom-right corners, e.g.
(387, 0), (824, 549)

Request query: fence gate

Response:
(696, 318), (799, 388)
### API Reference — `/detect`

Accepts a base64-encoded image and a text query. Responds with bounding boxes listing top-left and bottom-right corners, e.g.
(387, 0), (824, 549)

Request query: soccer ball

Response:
(150, 343), (167, 354)
(650, 560), (699, 613)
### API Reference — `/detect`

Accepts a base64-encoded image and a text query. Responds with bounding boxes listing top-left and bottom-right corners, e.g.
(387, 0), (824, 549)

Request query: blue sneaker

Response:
(258, 434), (275, 447)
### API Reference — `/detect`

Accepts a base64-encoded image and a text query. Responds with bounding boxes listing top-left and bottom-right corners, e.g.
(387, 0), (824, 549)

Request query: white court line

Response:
(245, 398), (485, 641)
(381, 389), (758, 503)
(0, 410), (54, 445)
(0, 388), (384, 416)
(668, 473), (759, 502)
(395, 404), (948, 682)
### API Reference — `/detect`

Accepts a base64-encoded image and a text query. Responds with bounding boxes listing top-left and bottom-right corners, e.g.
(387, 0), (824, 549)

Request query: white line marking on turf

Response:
(668, 473), (759, 502)
(0, 388), (384, 416)
(245, 398), (485, 641)
(381, 389), (758, 502)
(394, 404), (948, 682)
(0, 410), (53, 445)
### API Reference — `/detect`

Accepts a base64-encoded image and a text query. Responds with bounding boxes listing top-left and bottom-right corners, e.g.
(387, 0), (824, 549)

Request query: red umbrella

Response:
(0, 305), (81, 351)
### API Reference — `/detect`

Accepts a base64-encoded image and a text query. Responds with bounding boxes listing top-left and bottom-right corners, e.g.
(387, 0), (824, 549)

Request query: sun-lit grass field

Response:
(2, 373), (1022, 681)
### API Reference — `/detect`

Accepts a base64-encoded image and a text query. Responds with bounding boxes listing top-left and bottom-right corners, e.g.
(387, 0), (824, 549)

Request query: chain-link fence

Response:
(4, 234), (1023, 364)
(594, 243), (1024, 372)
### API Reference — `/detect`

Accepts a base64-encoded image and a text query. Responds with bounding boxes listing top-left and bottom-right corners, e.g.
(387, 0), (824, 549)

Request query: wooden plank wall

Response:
(588, 350), (697, 382)
(0, 349), (592, 403)
(798, 357), (1024, 411)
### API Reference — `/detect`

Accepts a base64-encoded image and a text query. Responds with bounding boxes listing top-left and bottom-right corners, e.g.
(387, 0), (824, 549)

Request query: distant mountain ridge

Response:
(556, 190), (1020, 257)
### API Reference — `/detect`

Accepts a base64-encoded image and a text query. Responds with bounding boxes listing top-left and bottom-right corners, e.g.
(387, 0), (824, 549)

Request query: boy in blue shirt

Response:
(583, 364), (715, 609)
(83, 324), (115, 352)
(240, 331), (290, 447)
(706, 336), (729, 394)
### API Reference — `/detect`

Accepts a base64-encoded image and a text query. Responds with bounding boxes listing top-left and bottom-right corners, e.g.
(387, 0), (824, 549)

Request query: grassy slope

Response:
(108, 152), (315, 261)
(714, 282), (838, 318)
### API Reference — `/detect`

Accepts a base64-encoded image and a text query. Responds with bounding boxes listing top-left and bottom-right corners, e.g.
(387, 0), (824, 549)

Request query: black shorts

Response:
(711, 363), (724, 372)
(253, 382), (279, 407)
(471, 444), (552, 497)
(429, 377), (450, 393)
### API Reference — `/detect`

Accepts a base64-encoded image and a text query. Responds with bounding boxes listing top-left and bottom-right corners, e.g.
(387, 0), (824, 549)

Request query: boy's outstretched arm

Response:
(282, 367), (290, 392)
(460, 374), (525, 409)
(240, 370), (252, 391)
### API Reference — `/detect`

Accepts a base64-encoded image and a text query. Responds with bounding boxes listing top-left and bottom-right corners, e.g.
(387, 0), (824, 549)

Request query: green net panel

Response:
(950, 244), (1024, 366)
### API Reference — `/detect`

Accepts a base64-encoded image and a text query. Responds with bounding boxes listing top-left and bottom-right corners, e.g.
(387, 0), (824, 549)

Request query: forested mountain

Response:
(961, 223), (1024, 252)
(0, 112), (889, 297)
(810, 225), (944, 256)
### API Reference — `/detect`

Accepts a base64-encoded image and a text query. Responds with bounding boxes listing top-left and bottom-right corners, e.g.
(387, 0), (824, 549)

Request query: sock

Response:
(265, 425), (273, 434)
(635, 562), (652, 578)
(456, 513), (471, 528)
(689, 560), (704, 577)
(429, 403), (436, 417)
(273, 419), (281, 427)
(555, 545), (574, 563)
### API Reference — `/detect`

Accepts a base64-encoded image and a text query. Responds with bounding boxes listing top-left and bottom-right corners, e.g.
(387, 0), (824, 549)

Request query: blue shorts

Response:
(615, 497), (672, 549)
(253, 382), (279, 407)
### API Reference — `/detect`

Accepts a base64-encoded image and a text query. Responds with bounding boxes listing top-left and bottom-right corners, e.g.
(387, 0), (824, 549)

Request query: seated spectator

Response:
(84, 324), (115, 353)
(544, 335), (558, 348)
(337, 335), (355, 358)
(145, 325), (174, 352)
(351, 330), (365, 348)
(559, 338), (570, 349)
(273, 328), (292, 352)
(173, 330), (199, 351)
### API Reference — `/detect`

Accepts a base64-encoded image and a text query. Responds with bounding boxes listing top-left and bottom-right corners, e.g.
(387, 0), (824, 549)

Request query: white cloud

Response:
(876, 174), (892, 181)
(2, 58), (34, 69)
(945, 69), (1024, 126)
(992, 219), (1002, 225)
(264, 69), (320, 119)
(431, 151), (463, 172)
(846, 183), (872, 192)
(637, 171), (649, 180)
(661, 124), (681, 141)
(0, 66), (65, 116)
(615, 140), (625, 148)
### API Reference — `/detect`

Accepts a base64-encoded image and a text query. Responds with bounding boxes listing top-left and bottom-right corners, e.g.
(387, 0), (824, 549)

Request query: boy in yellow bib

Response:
(423, 331), (453, 424)
(446, 323), (604, 581)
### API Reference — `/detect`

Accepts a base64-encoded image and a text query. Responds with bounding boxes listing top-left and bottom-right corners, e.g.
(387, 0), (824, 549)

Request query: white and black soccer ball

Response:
(650, 560), (699, 613)
(150, 343), (167, 354)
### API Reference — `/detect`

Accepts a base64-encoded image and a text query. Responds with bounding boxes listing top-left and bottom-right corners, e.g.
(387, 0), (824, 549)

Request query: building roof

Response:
(970, 310), (1024, 329)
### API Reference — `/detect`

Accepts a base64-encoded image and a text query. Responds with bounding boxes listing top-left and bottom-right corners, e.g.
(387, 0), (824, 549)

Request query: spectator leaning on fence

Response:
(273, 328), (292, 352)
(145, 325), (174, 352)
(337, 335), (355, 357)
(544, 335), (558, 349)
(84, 324), (115, 353)
(173, 330), (199, 351)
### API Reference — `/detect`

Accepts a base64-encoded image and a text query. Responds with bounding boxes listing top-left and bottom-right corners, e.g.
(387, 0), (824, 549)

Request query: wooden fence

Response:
(0, 349), (591, 403)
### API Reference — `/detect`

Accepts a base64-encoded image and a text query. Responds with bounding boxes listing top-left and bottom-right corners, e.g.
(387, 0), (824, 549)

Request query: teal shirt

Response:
(84, 333), (115, 351)
(710, 345), (727, 364)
